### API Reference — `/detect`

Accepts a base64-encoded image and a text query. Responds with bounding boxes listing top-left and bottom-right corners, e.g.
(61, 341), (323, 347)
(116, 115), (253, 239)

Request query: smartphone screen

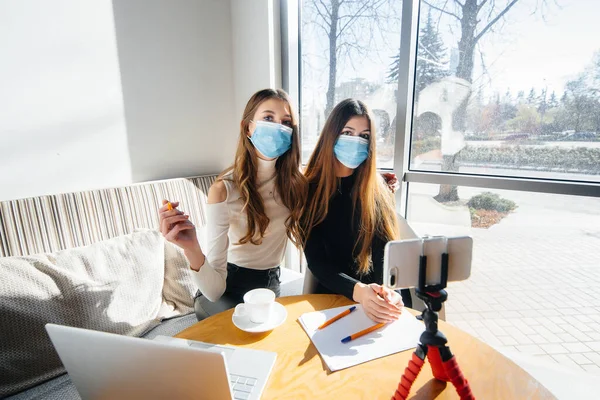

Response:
(384, 236), (473, 289)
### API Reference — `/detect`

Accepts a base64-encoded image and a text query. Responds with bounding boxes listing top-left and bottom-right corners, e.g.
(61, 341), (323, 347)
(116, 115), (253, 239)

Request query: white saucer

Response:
(232, 302), (287, 333)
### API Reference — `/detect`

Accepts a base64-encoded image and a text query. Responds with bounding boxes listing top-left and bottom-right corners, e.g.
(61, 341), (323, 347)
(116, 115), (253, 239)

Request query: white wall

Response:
(112, 0), (237, 182)
(0, 0), (131, 201)
(231, 0), (283, 117)
(0, 0), (282, 202)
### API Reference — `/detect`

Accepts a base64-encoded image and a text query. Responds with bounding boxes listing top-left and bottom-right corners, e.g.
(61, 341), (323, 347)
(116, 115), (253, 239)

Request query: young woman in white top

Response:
(158, 89), (306, 319)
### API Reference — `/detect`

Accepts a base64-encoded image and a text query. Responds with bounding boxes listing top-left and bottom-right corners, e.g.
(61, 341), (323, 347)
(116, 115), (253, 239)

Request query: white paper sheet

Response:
(298, 304), (424, 371)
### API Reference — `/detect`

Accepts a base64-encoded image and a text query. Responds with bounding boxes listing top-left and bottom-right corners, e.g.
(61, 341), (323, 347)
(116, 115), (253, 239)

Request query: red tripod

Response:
(392, 249), (474, 399)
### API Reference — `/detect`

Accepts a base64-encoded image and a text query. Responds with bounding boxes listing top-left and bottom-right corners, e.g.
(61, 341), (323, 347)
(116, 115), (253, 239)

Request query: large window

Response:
(300, 0), (403, 167)
(409, 0), (600, 195)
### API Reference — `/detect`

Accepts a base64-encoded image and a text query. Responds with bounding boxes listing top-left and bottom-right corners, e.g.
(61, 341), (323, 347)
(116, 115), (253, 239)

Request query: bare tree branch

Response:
(531, 0), (561, 23)
(338, 14), (385, 20)
(338, 10), (368, 36)
(317, 0), (332, 18)
(311, 0), (401, 115)
(486, 0), (496, 23)
(338, 0), (381, 36)
(471, 43), (509, 91)
(474, 0), (521, 43)
(477, 0), (489, 12)
(312, 18), (333, 36)
(432, 0), (451, 31)
(478, 45), (490, 85)
(313, 0), (332, 28)
(453, 0), (465, 7)
(424, 0), (462, 21)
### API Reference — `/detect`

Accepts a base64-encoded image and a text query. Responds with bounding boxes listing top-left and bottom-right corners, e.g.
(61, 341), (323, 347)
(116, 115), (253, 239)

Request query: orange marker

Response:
(166, 202), (173, 211)
(318, 306), (356, 330)
(341, 322), (386, 343)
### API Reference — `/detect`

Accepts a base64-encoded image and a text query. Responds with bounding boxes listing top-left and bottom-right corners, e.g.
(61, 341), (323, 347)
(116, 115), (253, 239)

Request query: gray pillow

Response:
(0, 230), (165, 397)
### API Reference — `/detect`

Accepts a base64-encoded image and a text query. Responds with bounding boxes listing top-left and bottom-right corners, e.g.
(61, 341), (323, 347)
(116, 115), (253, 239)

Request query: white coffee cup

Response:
(234, 288), (275, 324)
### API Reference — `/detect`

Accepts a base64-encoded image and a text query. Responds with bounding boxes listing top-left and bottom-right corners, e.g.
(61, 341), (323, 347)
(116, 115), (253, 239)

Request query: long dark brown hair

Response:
(303, 99), (399, 274)
(219, 89), (307, 247)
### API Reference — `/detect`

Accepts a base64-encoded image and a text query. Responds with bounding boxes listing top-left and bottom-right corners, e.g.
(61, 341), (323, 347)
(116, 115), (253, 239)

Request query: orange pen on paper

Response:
(318, 306), (356, 330)
(341, 322), (386, 343)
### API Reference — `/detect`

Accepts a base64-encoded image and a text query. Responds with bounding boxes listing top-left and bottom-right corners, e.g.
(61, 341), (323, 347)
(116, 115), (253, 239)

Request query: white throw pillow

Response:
(161, 239), (197, 317)
(0, 229), (165, 397)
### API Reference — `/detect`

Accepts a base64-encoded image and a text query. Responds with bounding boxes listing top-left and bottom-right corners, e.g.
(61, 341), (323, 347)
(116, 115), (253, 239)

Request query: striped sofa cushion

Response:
(0, 175), (217, 258)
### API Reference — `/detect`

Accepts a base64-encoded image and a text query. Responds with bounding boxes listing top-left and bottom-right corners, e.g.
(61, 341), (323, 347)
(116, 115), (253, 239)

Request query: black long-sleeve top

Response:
(304, 173), (412, 307)
(304, 174), (385, 299)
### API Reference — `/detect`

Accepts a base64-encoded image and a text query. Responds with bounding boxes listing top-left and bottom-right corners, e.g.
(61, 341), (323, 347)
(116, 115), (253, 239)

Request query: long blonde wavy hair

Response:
(219, 89), (307, 247)
(302, 99), (399, 274)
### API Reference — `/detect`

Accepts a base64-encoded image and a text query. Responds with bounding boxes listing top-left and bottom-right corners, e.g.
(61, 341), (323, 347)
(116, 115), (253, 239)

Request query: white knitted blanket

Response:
(0, 229), (195, 397)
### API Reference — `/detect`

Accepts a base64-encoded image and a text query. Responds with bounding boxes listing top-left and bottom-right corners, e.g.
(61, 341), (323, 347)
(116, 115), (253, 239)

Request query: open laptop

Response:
(45, 323), (277, 400)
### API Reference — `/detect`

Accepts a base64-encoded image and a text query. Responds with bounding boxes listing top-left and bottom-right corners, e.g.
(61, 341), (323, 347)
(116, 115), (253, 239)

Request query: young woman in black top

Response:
(302, 98), (411, 324)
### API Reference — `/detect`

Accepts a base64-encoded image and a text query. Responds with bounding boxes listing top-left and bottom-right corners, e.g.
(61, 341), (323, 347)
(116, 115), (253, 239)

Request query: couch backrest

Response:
(0, 175), (217, 257)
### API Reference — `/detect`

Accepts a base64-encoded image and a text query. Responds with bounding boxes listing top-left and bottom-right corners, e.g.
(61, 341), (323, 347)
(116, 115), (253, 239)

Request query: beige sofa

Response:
(0, 175), (304, 399)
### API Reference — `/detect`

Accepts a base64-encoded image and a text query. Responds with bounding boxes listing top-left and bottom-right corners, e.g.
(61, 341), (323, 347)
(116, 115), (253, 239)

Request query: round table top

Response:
(176, 294), (554, 399)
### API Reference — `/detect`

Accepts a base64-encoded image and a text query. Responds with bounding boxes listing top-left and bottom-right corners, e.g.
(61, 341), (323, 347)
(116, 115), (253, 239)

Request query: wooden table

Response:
(176, 294), (555, 399)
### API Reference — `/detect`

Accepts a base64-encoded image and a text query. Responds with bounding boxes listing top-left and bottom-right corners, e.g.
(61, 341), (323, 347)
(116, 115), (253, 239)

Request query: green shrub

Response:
(411, 137), (441, 159)
(457, 145), (600, 173)
(469, 207), (477, 218)
(467, 192), (517, 213)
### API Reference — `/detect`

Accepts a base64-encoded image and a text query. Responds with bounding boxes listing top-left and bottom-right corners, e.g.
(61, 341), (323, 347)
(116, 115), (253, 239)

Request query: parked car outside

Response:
(560, 132), (598, 141)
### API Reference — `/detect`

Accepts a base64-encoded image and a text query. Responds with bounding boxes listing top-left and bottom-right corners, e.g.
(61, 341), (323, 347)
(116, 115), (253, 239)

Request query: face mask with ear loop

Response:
(334, 135), (370, 169)
(247, 120), (293, 159)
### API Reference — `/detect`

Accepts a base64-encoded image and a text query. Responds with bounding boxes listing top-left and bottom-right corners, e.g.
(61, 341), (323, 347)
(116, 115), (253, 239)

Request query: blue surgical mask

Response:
(334, 135), (370, 169)
(248, 120), (293, 159)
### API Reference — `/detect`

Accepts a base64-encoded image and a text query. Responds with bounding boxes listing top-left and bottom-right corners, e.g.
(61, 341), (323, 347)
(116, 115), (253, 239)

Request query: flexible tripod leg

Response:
(430, 345), (475, 400)
(392, 345), (427, 400)
(426, 346), (448, 381)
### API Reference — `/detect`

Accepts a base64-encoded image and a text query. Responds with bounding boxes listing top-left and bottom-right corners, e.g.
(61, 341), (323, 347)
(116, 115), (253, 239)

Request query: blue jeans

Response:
(194, 263), (281, 321)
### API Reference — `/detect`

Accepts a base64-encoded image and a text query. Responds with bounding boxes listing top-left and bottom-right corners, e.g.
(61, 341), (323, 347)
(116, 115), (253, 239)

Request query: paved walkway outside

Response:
(410, 184), (600, 375)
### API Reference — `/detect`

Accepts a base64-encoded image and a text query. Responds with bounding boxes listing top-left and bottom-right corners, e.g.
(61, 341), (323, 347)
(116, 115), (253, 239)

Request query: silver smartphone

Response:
(383, 236), (473, 290)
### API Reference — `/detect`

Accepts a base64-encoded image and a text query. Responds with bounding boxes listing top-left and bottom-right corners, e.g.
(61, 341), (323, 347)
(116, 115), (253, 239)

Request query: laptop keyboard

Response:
(229, 374), (258, 400)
